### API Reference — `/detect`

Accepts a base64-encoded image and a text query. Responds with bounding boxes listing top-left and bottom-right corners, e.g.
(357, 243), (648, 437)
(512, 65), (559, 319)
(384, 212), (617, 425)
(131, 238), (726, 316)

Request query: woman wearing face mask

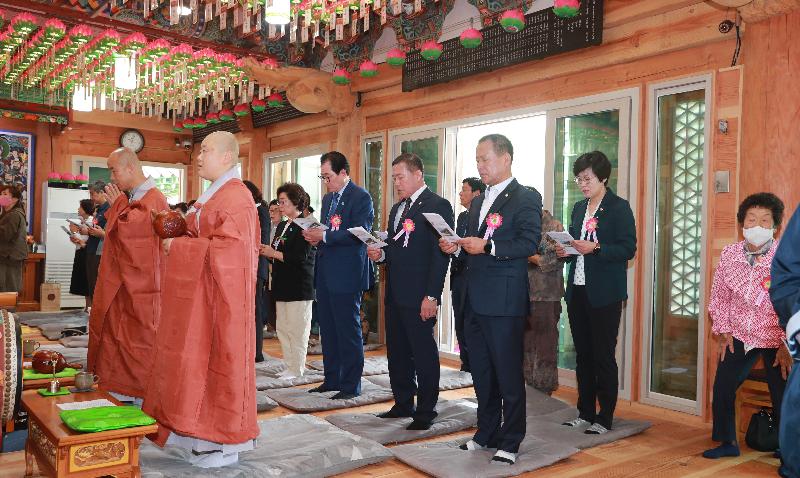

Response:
(704, 192), (792, 459)
(0, 184), (28, 292)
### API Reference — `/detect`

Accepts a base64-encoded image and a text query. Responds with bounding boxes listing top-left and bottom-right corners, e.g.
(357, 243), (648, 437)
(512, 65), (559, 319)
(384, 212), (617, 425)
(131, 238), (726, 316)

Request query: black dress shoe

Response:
(308, 385), (336, 393)
(376, 409), (413, 419)
(331, 392), (357, 400)
(406, 420), (432, 431)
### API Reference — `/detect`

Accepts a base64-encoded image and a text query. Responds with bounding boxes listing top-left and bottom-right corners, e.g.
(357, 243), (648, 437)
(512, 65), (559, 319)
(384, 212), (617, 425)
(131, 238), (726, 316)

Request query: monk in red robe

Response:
(87, 147), (168, 403)
(143, 131), (259, 467)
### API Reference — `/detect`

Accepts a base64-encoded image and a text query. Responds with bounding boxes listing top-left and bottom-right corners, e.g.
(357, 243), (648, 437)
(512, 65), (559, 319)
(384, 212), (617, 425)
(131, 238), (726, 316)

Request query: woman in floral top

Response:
(704, 192), (793, 459)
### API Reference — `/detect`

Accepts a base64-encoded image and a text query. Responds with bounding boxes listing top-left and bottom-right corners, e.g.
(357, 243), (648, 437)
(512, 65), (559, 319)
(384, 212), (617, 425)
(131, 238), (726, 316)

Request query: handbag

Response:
(745, 407), (779, 451)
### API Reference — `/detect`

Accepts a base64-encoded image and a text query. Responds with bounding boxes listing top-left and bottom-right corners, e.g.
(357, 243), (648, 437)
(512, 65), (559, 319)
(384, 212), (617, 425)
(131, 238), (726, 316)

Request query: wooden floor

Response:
(0, 331), (782, 477)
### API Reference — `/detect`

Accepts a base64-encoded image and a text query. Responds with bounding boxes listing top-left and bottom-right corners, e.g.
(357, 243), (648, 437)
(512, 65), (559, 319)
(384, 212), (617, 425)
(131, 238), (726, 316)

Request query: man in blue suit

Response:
(770, 204), (800, 478)
(441, 134), (542, 465)
(303, 151), (374, 399)
(451, 177), (485, 373)
(367, 153), (453, 430)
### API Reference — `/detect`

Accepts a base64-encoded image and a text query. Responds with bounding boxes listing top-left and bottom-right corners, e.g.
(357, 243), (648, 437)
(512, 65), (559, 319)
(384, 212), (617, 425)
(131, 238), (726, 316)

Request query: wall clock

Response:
(120, 129), (145, 153)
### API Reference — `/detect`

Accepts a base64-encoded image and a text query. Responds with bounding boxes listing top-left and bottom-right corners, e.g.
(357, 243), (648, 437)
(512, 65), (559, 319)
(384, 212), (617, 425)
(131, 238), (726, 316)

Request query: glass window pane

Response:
(269, 160), (292, 201)
(649, 89), (705, 401)
(143, 165), (184, 204)
(362, 139), (384, 343)
(552, 110), (620, 370)
(295, 155), (323, 215)
(401, 137), (440, 193)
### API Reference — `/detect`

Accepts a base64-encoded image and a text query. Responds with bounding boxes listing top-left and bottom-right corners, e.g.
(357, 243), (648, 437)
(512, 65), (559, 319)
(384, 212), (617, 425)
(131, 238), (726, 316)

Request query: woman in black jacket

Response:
(556, 151), (637, 435)
(260, 182), (316, 379)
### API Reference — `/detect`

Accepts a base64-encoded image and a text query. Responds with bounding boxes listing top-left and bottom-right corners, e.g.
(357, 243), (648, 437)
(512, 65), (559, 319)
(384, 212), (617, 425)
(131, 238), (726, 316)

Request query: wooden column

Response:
(248, 128), (268, 191)
(740, 9), (800, 214)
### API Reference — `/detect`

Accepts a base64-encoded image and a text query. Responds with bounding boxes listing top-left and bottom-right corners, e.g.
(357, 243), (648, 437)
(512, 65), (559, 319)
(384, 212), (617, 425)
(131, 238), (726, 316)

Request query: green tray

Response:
(37, 388), (71, 396)
(60, 406), (156, 433)
(24, 367), (79, 380)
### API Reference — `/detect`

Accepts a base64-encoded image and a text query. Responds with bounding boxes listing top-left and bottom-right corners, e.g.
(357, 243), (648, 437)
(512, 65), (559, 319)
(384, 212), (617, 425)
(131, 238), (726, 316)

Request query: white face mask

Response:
(743, 225), (774, 248)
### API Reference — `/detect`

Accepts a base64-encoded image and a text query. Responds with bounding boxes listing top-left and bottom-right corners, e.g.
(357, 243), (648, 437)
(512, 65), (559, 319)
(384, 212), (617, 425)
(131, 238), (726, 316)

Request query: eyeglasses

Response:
(574, 175), (597, 186)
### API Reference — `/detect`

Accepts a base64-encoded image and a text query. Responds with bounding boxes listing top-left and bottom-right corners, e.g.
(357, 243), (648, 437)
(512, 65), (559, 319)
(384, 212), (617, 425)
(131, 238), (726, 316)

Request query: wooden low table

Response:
(22, 389), (157, 477)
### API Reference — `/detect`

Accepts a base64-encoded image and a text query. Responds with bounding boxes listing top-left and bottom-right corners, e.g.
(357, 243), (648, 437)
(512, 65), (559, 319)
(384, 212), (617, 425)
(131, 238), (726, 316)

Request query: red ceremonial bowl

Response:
(152, 210), (188, 239)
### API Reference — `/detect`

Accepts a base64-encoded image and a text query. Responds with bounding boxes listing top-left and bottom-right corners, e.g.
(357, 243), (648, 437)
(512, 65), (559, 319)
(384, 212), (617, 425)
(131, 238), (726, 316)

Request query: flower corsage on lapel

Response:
(330, 214), (342, 231)
(483, 213), (503, 240)
(393, 219), (415, 247)
(585, 216), (599, 242)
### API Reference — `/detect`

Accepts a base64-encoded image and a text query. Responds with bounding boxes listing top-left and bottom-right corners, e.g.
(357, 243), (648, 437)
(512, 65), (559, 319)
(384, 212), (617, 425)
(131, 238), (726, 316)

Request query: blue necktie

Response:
(328, 192), (340, 223)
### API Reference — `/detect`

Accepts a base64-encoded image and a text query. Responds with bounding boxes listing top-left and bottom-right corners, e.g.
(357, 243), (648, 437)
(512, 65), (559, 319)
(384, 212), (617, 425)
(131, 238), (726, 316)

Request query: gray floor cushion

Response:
(525, 387), (572, 416)
(38, 319), (89, 340)
(16, 309), (87, 327)
(325, 398), (478, 445)
(266, 378), (393, 412)
(59, 335), (89, 348)
(254, 354), (288, 375)
(139, 414), (393, 477)
(306, 343), (383, 355)
(307, 356), (389, 376)
(256, 367), (325, 390)
(391, 435), (578, 478)
(526, 407), (651, 449)
(366, 368), (473, 391)
(256, 390), (278, 412)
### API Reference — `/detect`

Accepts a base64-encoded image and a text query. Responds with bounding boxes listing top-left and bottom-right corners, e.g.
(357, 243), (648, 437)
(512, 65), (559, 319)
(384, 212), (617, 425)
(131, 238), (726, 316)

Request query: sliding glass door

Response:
(546, 96), (634, 398)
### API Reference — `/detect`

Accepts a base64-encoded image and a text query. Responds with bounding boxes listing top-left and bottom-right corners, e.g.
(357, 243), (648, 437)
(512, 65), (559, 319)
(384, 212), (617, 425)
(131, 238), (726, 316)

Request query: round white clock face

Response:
(120, 129), (145, 153)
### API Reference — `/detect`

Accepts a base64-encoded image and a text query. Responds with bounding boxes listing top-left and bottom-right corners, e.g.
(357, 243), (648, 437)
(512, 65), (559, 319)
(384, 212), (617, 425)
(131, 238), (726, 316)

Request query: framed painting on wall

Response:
(0, 131), (35, 232)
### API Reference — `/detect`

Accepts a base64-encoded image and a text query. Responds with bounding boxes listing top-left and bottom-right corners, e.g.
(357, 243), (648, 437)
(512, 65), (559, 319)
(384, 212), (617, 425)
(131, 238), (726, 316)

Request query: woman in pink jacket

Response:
(705, 192), (793, 459)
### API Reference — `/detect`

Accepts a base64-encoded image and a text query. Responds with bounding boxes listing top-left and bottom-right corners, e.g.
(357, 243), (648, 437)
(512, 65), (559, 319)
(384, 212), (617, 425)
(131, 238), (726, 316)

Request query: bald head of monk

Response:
(107, 147), (147, 192)
(198, 131), (239, 182)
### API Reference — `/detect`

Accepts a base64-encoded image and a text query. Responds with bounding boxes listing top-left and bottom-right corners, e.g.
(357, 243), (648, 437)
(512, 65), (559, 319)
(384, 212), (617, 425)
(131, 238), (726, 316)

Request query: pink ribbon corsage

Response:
(756, 276), (771, 306)
(393, 218), (415, 247)
(483, 213), (503, 240)
(585, 216), (599, 242)
(330, 214), (342, 231)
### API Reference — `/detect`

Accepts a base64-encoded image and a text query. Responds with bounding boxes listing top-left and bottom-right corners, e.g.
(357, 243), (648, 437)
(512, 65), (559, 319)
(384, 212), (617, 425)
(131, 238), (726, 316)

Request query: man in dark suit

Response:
(440, 134), (542, 465)
(367, 153), (454, 430)
(302, 151), (374, 399)
(770, 204), (800, 478)
(451, 177), (485, 373)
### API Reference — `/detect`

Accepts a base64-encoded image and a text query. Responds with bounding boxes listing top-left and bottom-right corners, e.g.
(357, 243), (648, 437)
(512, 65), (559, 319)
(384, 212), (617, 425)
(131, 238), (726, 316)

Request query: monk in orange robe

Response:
(143, 131), (259, 467)
(87, 147), (168, 403)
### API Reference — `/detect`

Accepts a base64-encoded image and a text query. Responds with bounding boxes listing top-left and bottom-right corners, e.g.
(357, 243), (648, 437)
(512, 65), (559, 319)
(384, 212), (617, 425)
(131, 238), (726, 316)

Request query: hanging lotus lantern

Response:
(76, 174), (89, 185)
(234, 103), (250, 116)
(219, 108), (235, 121)
(173, 120), (184, 132)
(61, 172), (76, 184)
(420, 40), (443, 61)
(553, 0), (580, 18)
(386, 48), (406, 67)
(11, 12), (37, 34)
(206, 112), (220, 124)
(193, 116), (207, 129)
(47, 172), (61, 183)
(267, 92), (284, 108)
(500, 9), (526, 32)
(459, 28), (483, 49)
(359, 60), (378, 78)
(332, 68), (351, 85)
(251, 98), (266, 112)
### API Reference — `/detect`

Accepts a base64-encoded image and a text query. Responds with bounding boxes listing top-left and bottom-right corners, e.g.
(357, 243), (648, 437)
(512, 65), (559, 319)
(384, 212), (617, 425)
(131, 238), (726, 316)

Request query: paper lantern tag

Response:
(191, 0), (198, 23)
(364, 11), (369, 30)
(336, 23), (343, 40)
(380, 7), (386, 24)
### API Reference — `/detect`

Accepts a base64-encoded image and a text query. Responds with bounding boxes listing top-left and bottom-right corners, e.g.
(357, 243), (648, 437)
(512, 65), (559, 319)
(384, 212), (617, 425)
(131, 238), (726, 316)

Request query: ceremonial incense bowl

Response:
(152, 210), (188, 239)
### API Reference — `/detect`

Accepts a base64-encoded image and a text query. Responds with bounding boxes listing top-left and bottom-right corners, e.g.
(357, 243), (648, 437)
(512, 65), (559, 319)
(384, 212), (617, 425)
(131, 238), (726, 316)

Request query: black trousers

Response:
(385, 303), (440, 423)
(465, 303), (526, 453)
(451, 286), (470, 371)
(711, 337), (786, 443)
(255, 277), (269, 361)
(567, 285), (622, 429)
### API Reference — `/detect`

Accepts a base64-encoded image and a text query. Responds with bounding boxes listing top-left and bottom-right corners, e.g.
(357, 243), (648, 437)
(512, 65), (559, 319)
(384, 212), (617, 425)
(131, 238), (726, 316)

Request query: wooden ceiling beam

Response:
(0, 0), (269, 59)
